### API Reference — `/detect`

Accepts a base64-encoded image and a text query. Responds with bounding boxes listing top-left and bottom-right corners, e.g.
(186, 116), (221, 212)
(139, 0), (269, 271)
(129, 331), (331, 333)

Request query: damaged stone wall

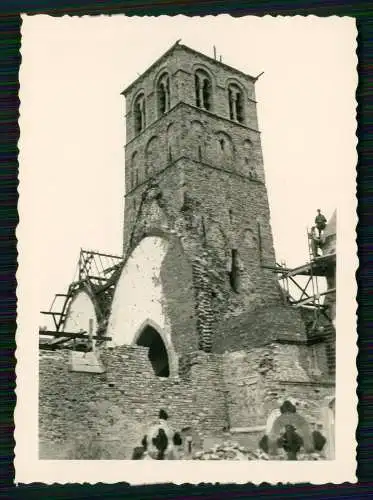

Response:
(214, 305), (308, 352)
(222, 345), (334, 432)
(39, 345), (229, 460)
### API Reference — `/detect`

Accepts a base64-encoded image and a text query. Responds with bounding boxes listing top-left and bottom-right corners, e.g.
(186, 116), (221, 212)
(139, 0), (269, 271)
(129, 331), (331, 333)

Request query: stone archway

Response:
(133, 320), (177, 378)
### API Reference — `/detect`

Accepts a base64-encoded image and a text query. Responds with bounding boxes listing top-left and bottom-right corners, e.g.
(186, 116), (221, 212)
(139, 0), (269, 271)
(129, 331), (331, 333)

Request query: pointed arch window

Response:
(134, 93), (146, 134)
(195, 69), (212, 111)
(228, 83), (244, 124)
(136, 324), (170, 378)
(157, 73), (171, 116)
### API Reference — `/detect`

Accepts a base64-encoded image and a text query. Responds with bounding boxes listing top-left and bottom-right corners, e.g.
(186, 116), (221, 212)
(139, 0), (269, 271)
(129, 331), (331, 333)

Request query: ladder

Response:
(306, 228), (322, 331)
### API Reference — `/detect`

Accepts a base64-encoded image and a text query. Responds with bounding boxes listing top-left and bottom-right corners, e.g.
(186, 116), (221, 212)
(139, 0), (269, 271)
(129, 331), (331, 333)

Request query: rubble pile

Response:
(192, 441), (269, 461)
(192, 440), (323, 461)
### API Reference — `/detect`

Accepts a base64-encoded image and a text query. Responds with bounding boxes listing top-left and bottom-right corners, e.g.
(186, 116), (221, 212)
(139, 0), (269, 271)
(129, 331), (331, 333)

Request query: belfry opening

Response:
(136, 325), (170, 378)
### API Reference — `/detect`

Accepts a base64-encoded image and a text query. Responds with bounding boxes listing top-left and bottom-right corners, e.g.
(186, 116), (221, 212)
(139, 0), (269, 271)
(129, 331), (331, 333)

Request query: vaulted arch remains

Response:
(107, 237), (171, 347)
(63, 289), (98, 343)
(106, 235), (197, 366)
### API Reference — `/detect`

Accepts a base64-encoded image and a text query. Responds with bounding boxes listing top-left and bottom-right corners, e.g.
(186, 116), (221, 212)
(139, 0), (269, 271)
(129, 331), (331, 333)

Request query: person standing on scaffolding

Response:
(314, 209), (327, 237)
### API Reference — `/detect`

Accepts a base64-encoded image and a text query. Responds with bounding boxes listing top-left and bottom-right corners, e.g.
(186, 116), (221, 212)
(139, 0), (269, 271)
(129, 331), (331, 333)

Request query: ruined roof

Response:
(121, 41), (257, 96)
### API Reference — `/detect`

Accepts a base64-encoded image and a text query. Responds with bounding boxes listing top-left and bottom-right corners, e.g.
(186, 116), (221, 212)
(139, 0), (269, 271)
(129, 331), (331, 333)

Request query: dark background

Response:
(1, 0), (371, 498)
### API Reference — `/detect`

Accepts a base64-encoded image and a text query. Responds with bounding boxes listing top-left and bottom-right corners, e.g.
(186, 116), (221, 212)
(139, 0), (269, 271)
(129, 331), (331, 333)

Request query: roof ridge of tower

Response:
(121, 40), (257, 97)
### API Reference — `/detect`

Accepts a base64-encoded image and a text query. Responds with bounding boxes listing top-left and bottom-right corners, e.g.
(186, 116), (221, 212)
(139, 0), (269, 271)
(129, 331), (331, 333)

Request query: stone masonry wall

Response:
(214, 305), (307, 352)
(39, 346), (228, 460)
(222, 345), (334, 432)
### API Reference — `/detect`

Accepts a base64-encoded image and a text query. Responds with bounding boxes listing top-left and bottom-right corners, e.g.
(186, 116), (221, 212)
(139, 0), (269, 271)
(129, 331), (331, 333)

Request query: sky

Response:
(18, 15), (357, 327)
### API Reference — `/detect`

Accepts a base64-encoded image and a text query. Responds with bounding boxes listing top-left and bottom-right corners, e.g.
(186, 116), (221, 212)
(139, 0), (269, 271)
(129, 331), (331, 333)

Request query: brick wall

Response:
(39, 346), (228, 459)
(39, 340), (334, 459)
(221, 344), (334, 431)
(214, 305), (307, 352)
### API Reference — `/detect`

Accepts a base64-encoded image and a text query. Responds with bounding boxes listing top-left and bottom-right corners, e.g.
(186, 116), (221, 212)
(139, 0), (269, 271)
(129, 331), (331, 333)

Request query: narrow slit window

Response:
(229, 248), (240, 293)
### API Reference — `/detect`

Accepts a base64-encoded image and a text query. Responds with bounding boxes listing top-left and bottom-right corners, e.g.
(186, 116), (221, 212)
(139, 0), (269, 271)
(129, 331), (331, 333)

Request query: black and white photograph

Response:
(16, 14), (357, 484)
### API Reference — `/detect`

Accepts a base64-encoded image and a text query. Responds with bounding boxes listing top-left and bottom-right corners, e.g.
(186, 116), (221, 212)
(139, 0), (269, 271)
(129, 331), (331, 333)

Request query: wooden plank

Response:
(293, 288), (336, 307)
(82, 249), (123, 260)
(41, 311), (66, 316)
(39, 329), (112, 341)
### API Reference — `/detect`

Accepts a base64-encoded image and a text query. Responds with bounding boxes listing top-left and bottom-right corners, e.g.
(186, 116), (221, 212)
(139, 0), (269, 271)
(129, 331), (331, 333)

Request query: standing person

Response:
(315, 209), (327, 237)
(157, 409), (183, 459)
(143, 409), (183, 460)
(277, 424), (304, 460)
(311, 422), (327, 454)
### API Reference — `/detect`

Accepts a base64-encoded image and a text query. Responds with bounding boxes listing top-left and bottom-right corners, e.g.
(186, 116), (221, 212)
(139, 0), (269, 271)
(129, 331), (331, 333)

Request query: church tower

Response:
(107, 42), (307, 372)
(39, 43), (335, 455)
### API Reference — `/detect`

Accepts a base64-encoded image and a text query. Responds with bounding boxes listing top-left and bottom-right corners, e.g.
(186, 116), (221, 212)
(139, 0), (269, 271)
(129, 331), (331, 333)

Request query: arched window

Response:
(228, 83), (244, 124)
(157, 73), (171, 116)
(194, 69), (212, 111)
(134, 93), (146, 134)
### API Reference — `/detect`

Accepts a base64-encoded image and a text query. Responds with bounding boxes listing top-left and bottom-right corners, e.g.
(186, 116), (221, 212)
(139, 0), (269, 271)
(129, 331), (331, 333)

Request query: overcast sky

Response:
(18, 15), (356, 327)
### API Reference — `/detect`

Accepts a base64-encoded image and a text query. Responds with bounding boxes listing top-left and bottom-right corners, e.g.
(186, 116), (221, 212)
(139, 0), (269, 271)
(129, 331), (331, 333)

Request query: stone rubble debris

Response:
(191, 440), (323, 461)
